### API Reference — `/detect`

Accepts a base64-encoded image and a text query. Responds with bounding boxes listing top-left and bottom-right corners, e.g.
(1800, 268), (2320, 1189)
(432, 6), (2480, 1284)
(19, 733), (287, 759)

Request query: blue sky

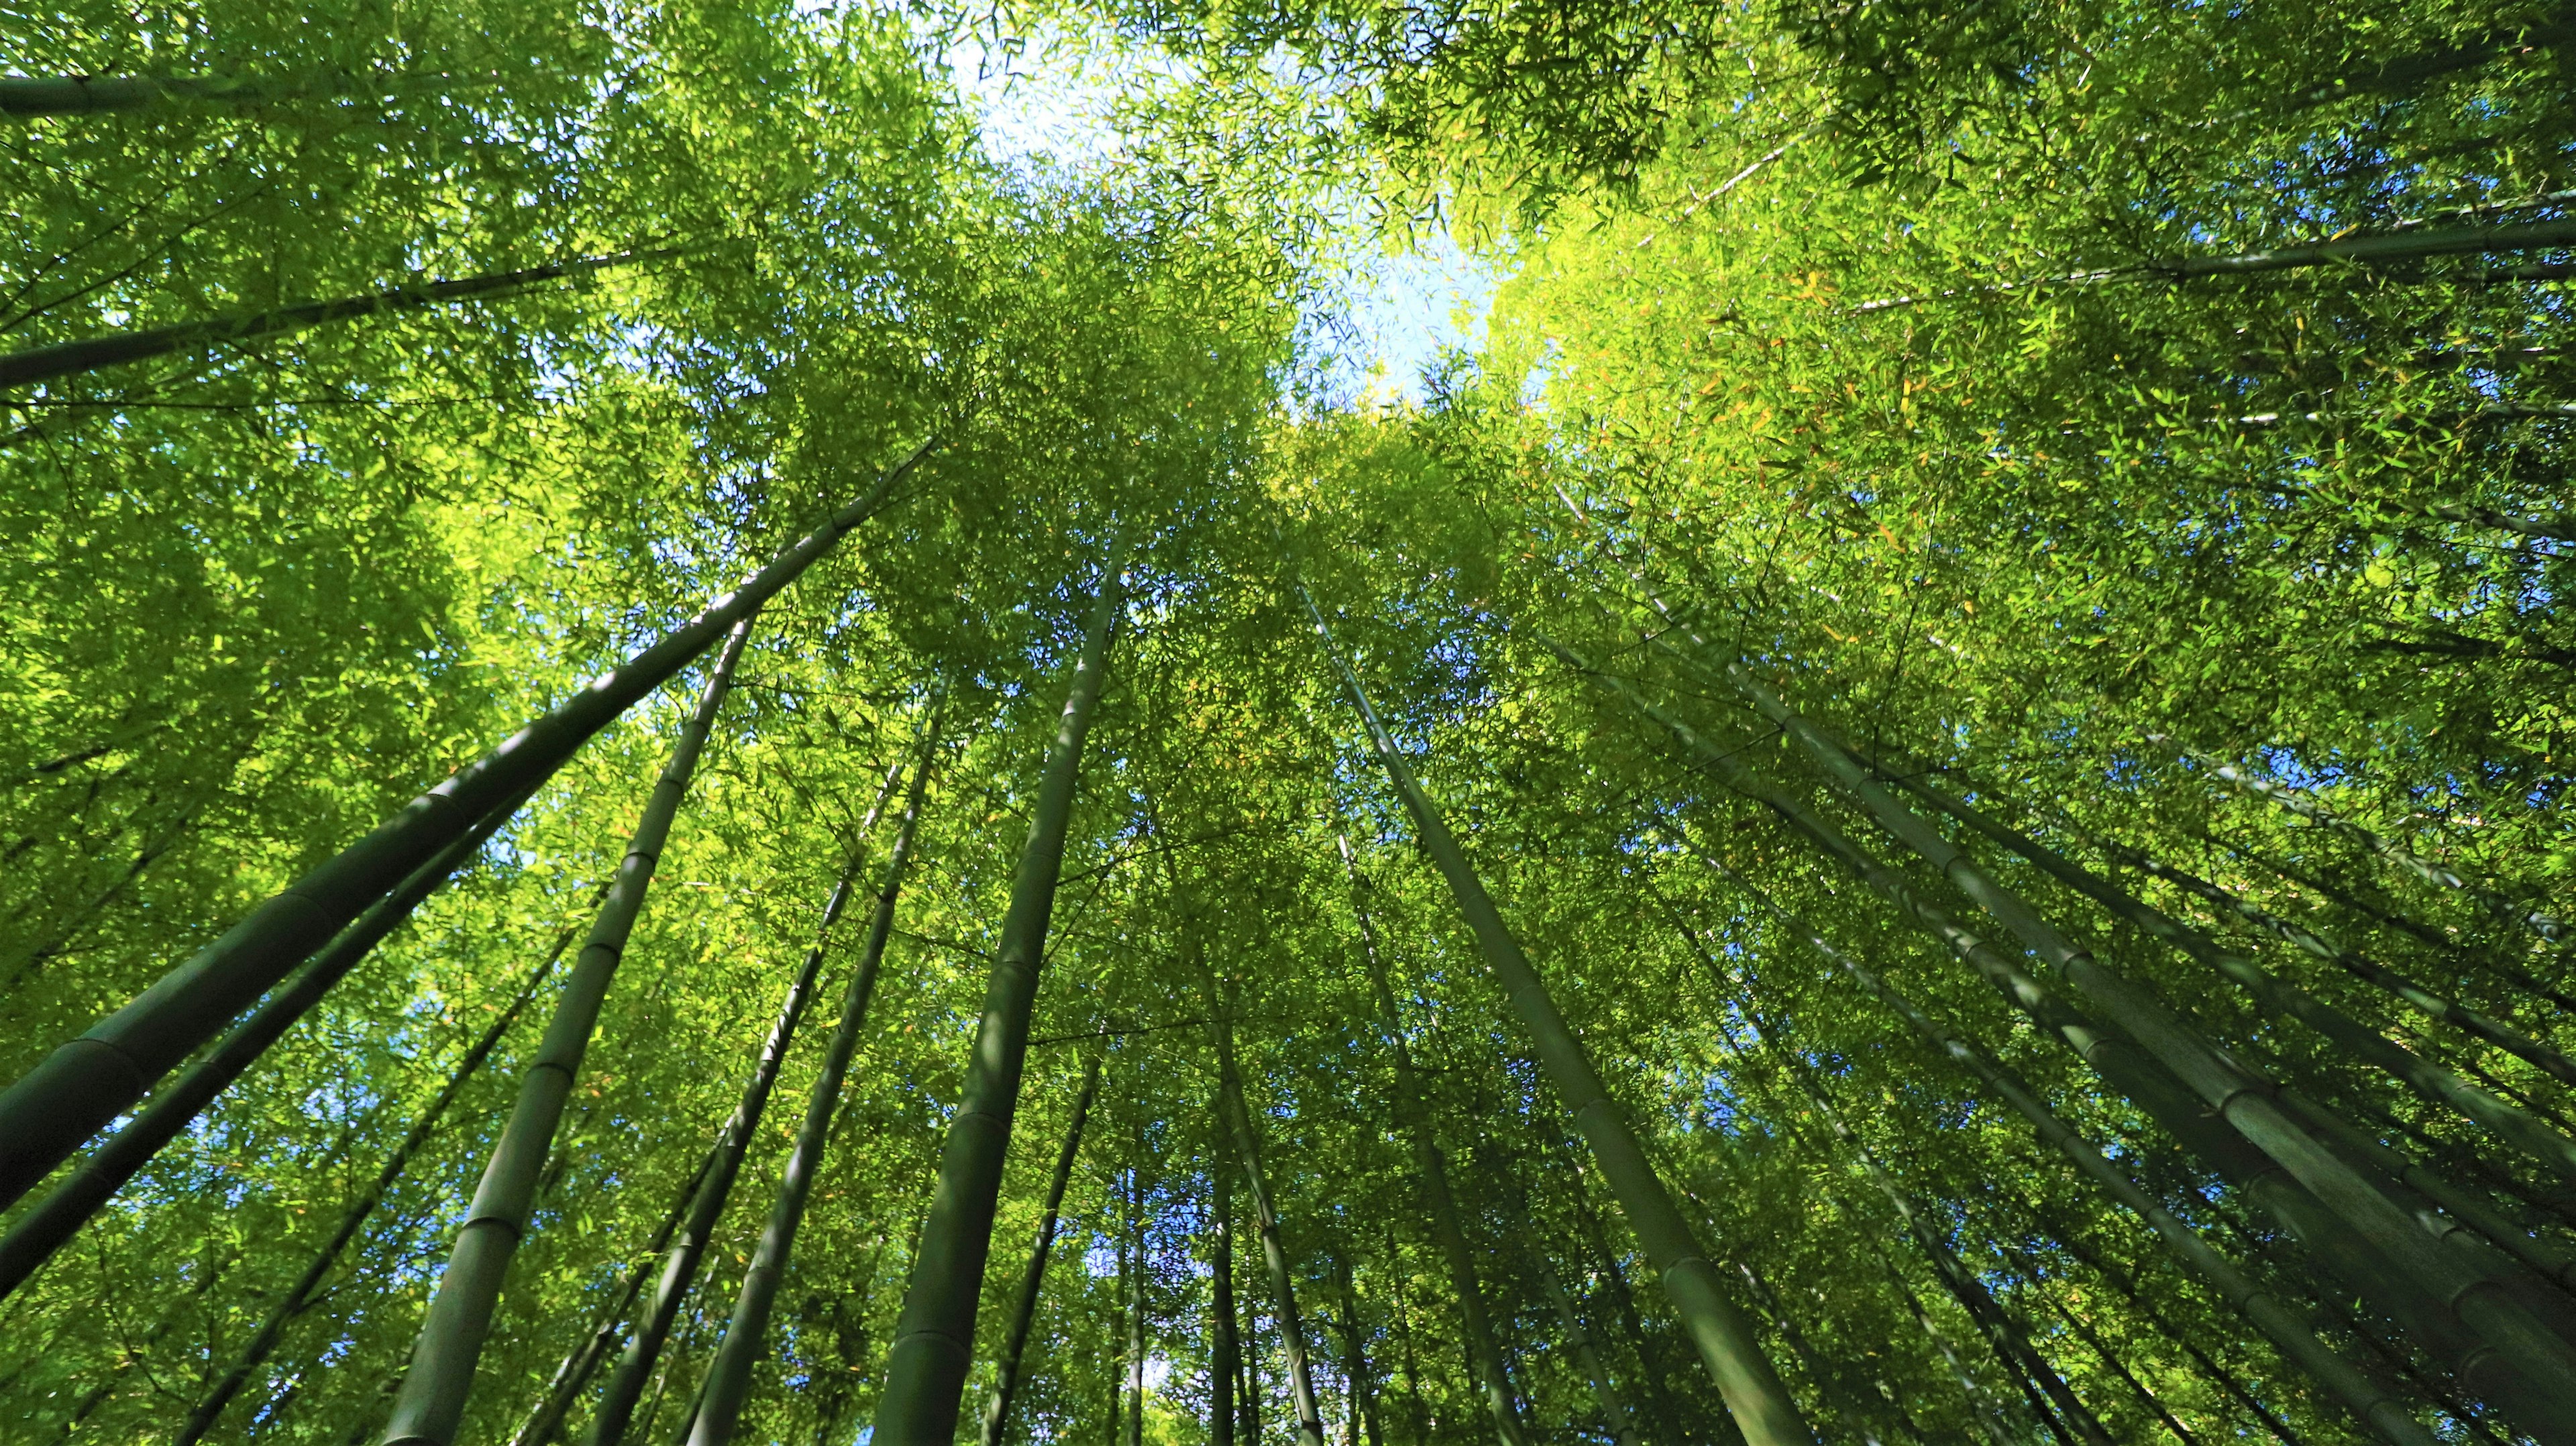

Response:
(936, 30), (1504, 404)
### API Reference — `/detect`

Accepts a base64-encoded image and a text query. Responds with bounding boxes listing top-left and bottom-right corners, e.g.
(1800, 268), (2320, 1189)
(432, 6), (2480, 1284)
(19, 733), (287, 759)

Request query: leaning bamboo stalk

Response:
(1569, 643), (2435, 1445)
(506, 1145), (722, 1446)
(379, 618), (755, 1446)
(1337, 836), (1534, 1446)
(1532, 1239), (1641, 1446)
(978, 1046), (1106, 1446)
(689, 724), (943, 1446)
(1301, 588), (1815, 1446)
(1216, 982), (1329, 1446)
(584, 756), (909, 1446)
(0, 780), (540, 1300)
(2169, 741), (2570, 945)
(1870, 765), (2576, 1188)
(1679, 636), (2576, 1421)
(172, 936), (566, 1445)
(0, 440), (929, 1207)
(869, 537), (1126, 1446)
(0, 248), (681, 389)
(1213, 1094), (1242, 1446)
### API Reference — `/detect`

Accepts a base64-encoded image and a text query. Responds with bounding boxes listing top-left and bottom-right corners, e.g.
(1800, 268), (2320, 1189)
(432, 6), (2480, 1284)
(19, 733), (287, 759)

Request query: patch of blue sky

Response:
(932, 25), (1505, 406)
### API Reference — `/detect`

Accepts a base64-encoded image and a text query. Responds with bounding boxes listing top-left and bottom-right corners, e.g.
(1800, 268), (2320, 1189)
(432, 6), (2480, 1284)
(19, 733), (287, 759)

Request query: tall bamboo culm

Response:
(1336, 836), (1532, 1446)
(979, 1045), (1105, 1446)
(0, 441), (928, 1207)
(689, 719), (943, 1446)
(1215, 980), (1328, 1446)
(582, 755), (910, 1446)
(867, 537), (1126, 1446)
(1301, 587), (1815, 1446)
(379, 617), (755, 1446)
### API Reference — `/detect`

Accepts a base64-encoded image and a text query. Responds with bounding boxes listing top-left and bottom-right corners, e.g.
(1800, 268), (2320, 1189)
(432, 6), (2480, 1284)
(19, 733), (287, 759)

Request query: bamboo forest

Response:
(10, 0), (2576, 1443)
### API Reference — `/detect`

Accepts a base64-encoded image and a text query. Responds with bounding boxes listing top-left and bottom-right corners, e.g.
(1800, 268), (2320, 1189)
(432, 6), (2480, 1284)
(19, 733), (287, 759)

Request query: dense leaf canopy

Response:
(5, 2), (2574, 1445)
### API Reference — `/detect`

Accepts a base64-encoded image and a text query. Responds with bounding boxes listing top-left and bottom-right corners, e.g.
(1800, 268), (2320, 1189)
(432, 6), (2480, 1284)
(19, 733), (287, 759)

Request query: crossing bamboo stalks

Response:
(2114, 843), (2576, 1087)
(0, 779), (539, 1302)
(1337, 835), (1534, 1446)
(1331, 1249), (1381, 1446)
(979, 1045), (1105, 1446)
(0, 249), (682, 389)
(1533, 1237), (1641, 1446)
(379, 617), (754, 1446)
(1569, 642), (2434, 1445)
(869, 535), (1126, 1446)
(507, 1146), (722, 1446)
(2171, 742), (2571, 945)
(585, 753), (908, 1446)
(689, 722), (942, 1446)
(1217, 979), (1328, 1446)
(1676, 635), (2576, 1431)
(0, 439), (928, 1207)
(1301, 586), (1815, 1446)
(172, 938), (564, 1445)
(1866, 765), (2576, 1188)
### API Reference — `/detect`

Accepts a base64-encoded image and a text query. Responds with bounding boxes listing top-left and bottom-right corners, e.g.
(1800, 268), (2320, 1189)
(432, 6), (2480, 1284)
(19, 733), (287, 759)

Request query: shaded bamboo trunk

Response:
(1550, 1156), (1690, 1446)
(0, 779), (539, 1301)
(1584, 654), (2434, 1446)
(690, 731), (943, 1446)
(1302, 590), (1814, 1446)
(1627, 623), (2576, 1432)
(1331, 1249), (1382, 1446)
(1214, 1139), (1240, 1446)
(1874, 767), (2576, 1188)
(2117, 842), (2576, 1087)
(1688, 935), (2109, 1446)
(979, 1045), (1105, 1446)
(1878, 1250), (2023, 1446)
(0, 442), (927, 1205)
(2226, 839), (2576, 1016)
(172, 936), (565, 1443)
(1, 72), (311, 115)
(869, 539), (1126, 1446)
(379, 618), (755, 1446)
(1336, 836), (1533, 1446)
(584, 779), (893, 1446)
(508, 1145), (723, 1446)
(1216, 981), (1328, 1446)
(0, 249), (678, 389)
(1534, 1245), (1640, 1446)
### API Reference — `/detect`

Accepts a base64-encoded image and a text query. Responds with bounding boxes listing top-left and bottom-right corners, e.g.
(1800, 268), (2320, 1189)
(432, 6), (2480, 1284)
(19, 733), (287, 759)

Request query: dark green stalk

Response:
(1578, 649), (2432, 1445)
(1686, 643), (2576, 1427)
(508, 1146), (723, 1446)
(689, 727), (942, 1446)
(1869, 765), (2576, 1187)
(1216, 981), (1328, 1446)
(869, 537), (1126, 1446)
(0, 441), (927, 1205)
(0, 779), (537, 1300)
(588, 753), (908, 1446)
(1337, 836), (1534, 1446)
(1331, 1249), (1382, 1446)
(0, 249), (680, 388)
(978, 1046), (1105, 1446)
(172, 934), (564, 1443)
(379, 617), (754, 1446)
(1534, 1243), (1640, 1446)
(1215, 1136), (1240, 1446)
(1301, 588), (1813, 1446)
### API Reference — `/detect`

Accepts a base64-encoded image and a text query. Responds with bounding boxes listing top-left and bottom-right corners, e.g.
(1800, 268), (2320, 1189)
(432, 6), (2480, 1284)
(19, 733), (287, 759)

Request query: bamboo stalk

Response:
(0, 439), (929, 1207)
(380, 618), (755, 1446)
(868, 536), (1126, 1446)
